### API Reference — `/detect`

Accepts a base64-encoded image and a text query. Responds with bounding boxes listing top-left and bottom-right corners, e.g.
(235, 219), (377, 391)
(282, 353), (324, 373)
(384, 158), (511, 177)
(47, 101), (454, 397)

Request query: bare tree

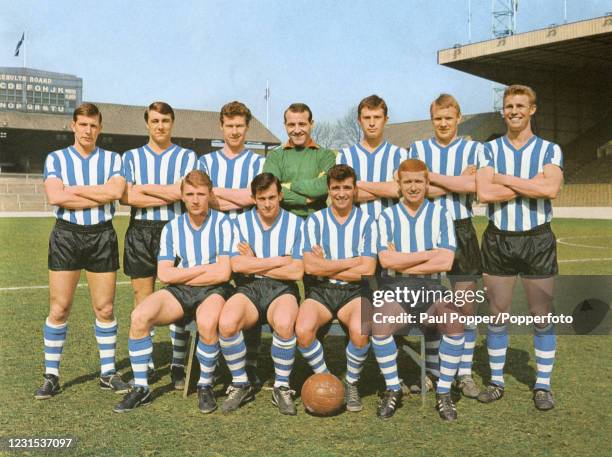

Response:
(311, 106), (362, 149)
(311, 120), (337, 149)
(335, 106), (361, 148)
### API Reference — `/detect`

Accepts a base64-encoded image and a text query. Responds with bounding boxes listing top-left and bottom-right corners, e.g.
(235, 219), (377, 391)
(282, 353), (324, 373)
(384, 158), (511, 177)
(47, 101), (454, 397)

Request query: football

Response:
(301, 373), (345, 416)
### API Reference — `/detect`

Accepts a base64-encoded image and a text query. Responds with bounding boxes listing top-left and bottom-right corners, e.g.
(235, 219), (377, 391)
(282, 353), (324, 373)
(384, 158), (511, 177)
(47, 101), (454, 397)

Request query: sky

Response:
(1, 0), (609, 139)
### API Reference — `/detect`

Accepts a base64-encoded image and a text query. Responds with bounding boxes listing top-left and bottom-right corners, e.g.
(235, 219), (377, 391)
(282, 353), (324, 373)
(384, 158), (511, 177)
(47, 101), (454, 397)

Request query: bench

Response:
(182, 321), (427, 405)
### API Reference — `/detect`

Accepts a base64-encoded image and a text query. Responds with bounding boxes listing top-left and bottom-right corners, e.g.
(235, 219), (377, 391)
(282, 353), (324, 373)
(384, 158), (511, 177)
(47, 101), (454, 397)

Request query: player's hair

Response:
(284, 103), (313, 123)
(220, 101), (252, 126)
(503, 84), (537, 105)
(357, 94), (388, 118)
(145, 101), (175, 122)
(181, 170), (212, 191)
(73, 102), (102, 123)
(397, 158), (429, 180)
(327, 164), (356, 187)
(430, 93), (461, 117)
(251, 172), (282, 195)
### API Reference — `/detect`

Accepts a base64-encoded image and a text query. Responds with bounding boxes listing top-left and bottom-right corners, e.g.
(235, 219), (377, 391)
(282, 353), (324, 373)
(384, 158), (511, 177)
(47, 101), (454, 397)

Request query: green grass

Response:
(0, 217), (611, 456)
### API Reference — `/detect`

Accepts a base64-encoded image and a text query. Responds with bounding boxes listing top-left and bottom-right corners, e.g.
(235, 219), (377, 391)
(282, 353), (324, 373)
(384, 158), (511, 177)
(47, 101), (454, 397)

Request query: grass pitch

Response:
(0, 216), (610, 456)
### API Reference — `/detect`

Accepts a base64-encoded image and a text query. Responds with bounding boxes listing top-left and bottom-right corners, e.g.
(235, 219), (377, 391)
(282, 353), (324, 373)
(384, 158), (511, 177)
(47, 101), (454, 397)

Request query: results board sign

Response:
(0, 68), (82, 114)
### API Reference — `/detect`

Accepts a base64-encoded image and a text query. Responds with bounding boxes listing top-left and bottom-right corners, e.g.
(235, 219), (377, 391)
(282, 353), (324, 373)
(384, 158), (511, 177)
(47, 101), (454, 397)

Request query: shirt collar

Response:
(282, 138), (320, 149)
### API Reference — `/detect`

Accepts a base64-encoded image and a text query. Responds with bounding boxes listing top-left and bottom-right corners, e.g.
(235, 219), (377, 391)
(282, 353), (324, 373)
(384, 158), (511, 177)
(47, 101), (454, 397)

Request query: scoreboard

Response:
(0, 67), (82, 115)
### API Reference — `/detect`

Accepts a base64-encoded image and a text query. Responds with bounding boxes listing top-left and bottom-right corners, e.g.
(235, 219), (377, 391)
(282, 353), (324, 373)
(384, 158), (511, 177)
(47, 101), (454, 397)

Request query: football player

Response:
(121, 102), (197, 389)
(36, 103), (128, 399)
(296, 164), (377, 413)
(113, 170), (234, 413)
(409, 94), (482, 398)
(476, 84), (563, 411)
(377, 158), (464, 421)
(197, 101), (266, 388)
(217, 173), (304, 415)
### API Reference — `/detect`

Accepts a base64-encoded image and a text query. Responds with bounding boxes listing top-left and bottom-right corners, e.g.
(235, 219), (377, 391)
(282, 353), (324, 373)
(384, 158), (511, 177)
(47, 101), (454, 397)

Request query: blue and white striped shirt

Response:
(304, 206), (377, 284)
(409, 137), (481, 220)
(43, 146), (123, 225)
(377, 199), (456, 278)
(197, 149), (265, 218)
(122, 144), (197, 221)
(478, 135), (563, 232)
(158, 210), (233, 268)
(336, 141), (409, 220)
(231, 208), (304, 262)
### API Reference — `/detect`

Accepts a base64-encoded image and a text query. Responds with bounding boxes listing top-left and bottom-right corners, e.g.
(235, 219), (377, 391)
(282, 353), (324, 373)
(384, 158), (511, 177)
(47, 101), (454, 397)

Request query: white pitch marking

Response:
(557, 236), (611, 250)
(0, 281), (131, 292)
(558, 257), (612, 263)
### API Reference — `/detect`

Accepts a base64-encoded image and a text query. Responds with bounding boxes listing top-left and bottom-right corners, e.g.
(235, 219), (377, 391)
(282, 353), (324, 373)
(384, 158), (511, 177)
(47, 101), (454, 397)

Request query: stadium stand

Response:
(0, 101), (279, 173)
(385, 112), (506, 148)
(0, 173), (131, 212)
(0, 174), (46, 211)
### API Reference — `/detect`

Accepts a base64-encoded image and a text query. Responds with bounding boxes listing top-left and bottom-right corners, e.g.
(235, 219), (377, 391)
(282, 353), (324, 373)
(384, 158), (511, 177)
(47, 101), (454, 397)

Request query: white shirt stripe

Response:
(230, 208), (304, 275)
(336, 141), (408, 220)
(158, 211), (233, 267)
(197, 149), (265, 218)
(478, 135), (563, 231)
(304, 206), (377, 284)
(377, 200), (456, 278)
(122, 144), (197, 221)
(43, 147), (123, 225)
(409, 137), (481, 220)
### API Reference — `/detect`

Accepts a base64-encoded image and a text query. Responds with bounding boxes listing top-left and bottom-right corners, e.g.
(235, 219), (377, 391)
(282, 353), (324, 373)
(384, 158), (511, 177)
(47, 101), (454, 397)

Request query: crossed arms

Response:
(208, 188), (254, 212)
(355, 179), (400, 203)
(45, 176), (126, 209)
(304, 246), (377, 282)
(427, 165), (477, 198)
(378, 244), (454, 275)
(476, 164), (563, 203)
(120, 182), (181, 208)
(157, 257), (232, 286)
(230, 242), (304, 281)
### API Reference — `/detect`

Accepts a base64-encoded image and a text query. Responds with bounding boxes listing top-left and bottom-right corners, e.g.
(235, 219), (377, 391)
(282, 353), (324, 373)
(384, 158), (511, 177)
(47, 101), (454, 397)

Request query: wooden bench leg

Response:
(420, 334), (426, 407)
(183, 324), (198, 399)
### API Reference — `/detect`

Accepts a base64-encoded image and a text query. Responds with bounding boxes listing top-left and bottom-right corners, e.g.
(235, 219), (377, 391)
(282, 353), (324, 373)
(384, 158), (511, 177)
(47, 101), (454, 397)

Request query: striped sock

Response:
(196, 340), (219, 387)
(437, 334), (465, 394)
(371, 336), (400, 391)
(244, 324), (262, 367)
(457, 323), (477, 377)
(128, 336), (153, 389)
(271, 333), (296, 388)
(298, 339), (328, 374)
(425, 332), (441, 379)
(345, 341), (370, 384)
(219, 332), (248, 385)
(169, 324), (187, 367)
(94, 319), (117, 376)
(43, 318), (67, 377)
(487, 324), (508, 388)
(534, 324), (556, 391)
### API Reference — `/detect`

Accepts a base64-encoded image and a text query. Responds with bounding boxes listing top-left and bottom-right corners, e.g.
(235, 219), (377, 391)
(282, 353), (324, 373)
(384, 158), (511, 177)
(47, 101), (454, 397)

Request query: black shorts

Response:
(377, 276), (447, 314)
(48, 219), (119, 272)
(165, 283), (235, 326)
(235, 277), (299, 323)
(305, 281), (363, 317)
(449, 218), (483, 281)
(123, 219), (167, 278)
(481, 222), (558, 277)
